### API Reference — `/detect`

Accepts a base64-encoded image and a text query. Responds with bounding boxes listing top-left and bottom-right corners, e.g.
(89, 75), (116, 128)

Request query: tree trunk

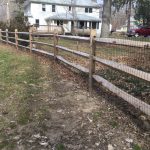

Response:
(127, 0), (131, 33)
(72, 0), (77, 35)
(101, 0), (112, 38)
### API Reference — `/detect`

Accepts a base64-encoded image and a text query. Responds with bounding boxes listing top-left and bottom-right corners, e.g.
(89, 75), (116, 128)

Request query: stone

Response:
(33, 134), (41, 139)
(39, 141), (48, 146)
(125, 138), (133, 143)
(108, 144), (114, 150)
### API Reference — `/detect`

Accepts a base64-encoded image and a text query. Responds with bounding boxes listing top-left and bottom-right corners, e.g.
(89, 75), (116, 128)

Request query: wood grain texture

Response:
(94, 56), (150, 82)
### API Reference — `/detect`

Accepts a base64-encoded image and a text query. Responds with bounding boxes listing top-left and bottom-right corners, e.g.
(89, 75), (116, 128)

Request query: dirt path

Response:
(0, 44), (149, 150)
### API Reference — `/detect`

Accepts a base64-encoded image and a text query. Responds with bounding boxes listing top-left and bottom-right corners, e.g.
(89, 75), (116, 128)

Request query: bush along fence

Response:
(0, 29), (150, 117)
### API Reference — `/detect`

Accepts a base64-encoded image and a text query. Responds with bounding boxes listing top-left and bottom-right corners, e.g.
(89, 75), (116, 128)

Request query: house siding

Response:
(24, 1), (102, 36)
(26, 3), (100, 26)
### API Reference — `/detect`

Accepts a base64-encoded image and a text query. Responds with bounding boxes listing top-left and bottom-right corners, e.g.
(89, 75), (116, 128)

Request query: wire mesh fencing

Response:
(0, 29), (150, 116)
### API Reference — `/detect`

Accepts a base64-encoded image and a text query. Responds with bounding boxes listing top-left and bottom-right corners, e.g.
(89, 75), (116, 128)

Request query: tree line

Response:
(101, 0), (150, 37)
(0, 0), (149, 38)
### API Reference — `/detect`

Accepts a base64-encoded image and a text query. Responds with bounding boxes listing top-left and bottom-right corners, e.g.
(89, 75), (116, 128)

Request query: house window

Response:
(69, 6), (71, 11)
(79, 21), (84, 29)
(57, 20), (63, 26)
(35, 19), (39, 26)
(92, 22), (96, 29)
(85, 8), (92, 13)
(85, 8), (88, 13)
(89, 8), (92, 13)
(52, 5), (55, 12)
(42, 4), (46, 11)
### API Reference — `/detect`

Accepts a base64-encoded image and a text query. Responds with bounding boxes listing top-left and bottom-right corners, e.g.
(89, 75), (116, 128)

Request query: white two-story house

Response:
(24, 0), (102, 36)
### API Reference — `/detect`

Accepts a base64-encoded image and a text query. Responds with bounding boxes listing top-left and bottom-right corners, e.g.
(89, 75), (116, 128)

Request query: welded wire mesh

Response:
(95, 36), (150, 106)
(0, 29), (149, 116)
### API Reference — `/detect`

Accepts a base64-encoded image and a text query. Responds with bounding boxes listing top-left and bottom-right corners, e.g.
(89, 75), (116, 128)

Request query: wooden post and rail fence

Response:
(0, 29), (150, 116)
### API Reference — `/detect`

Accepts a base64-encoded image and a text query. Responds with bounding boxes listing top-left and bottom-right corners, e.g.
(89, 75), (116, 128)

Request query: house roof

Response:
(45, 13), (101, 22)
(24, 0), (100, 8)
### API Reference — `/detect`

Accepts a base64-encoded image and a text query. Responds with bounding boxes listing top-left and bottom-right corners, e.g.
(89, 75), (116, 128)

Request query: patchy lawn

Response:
(0, 44), (149, 150)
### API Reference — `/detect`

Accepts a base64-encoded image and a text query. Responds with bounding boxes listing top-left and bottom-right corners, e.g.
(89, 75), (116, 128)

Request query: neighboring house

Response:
(24, 0), (102, 36)
(112, 5), (135, 32)
(116, 17), (138, 32)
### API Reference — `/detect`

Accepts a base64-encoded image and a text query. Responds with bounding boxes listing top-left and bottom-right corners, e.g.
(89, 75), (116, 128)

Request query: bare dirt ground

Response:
(0, 44), (150, 150)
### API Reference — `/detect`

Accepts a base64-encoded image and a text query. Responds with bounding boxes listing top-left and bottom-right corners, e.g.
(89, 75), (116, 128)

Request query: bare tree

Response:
(101, 0), (112, 37)
(127, 0), (131, 32)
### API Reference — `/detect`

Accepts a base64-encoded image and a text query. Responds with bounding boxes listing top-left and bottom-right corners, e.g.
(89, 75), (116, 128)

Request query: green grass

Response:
(0, 45), (52, 149)
(56, 143), (65, 150)
(0, 140), (16, 150)
(133, 144), (142, 150)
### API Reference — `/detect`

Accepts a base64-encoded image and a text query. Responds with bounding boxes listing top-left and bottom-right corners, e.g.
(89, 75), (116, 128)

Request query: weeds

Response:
(93, 111), (102, 122)
(109, 120), (119, 128)
(56, 143), (65, 150)
(133, 144), (141, 150)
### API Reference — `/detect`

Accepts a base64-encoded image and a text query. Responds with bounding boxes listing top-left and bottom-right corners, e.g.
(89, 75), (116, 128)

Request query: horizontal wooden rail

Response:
(32, 48), (54, 57)
(58, 35), (90, 42)
(1, 35), (7, 38)
(32, 33), (53, 37)
(17, 39), (30, 42)
(8, 37), (15, 39)
(28, 47), (89, 73)
(18, 44), (30, 49)
(1, 39), (7, 42)
(94, 56), (150, 82)
(33, 41), (54, 47)
(8, 41), (16, 45)
(96, 38), (150, 48)
(8, 32), (15, 34)
(56, 45), (90, 58)
(57, 55), (89, 73)
(93, 75), (150, 116)
(17, 32), (29, 35)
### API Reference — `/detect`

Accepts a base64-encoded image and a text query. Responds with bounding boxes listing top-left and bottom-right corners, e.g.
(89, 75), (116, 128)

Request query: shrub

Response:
(0, 12), (29, 46)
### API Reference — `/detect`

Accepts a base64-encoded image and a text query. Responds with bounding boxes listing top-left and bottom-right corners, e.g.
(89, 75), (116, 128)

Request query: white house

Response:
(24, 0), (102, 36)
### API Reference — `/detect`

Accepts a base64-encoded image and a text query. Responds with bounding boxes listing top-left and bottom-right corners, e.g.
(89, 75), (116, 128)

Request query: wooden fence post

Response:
(6, 29), (8, 44)
(89, 36), (96, 94)
(15, 29), (18, 50)
(76, 41), (79, 51)
(0, 29), (2, 42)
(54, 30), (58, 60)
(48, 22), (50, 33)
(29, 29), (33, 53)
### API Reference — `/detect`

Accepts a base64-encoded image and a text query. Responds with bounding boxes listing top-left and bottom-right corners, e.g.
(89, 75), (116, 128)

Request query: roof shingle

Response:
(24, 0), (100, 8)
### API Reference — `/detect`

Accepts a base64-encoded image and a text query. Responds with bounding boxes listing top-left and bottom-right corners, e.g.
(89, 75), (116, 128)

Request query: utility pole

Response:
(6, 0), (10, 27)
